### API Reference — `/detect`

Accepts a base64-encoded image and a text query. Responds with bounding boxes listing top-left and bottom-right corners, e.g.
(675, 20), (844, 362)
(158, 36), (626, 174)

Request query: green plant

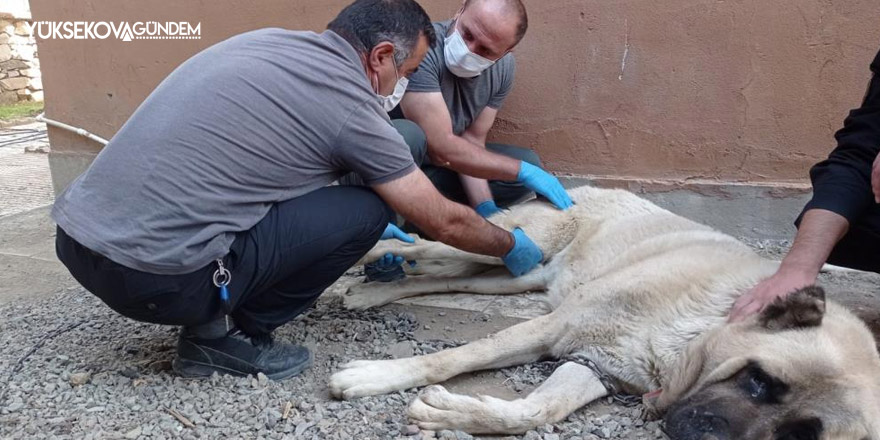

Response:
(0, 101), (44, 121)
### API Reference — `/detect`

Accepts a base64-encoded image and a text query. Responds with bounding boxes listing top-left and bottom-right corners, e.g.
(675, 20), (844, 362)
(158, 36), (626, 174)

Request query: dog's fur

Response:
(329, 186), (880, 439)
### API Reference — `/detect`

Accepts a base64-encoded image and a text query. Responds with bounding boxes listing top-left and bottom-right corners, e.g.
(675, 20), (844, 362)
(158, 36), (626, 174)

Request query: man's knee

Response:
(339, 186), (394, 237)
(516, 148), (542, 168)
(281, 186), (392, 242)
(392, 119), (427, 166)
(487, 143), (542, 167)
(826, 229), (880, 274)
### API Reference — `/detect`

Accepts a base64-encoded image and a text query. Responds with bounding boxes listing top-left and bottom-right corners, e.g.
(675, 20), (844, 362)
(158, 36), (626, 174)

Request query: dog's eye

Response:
(774, 417), (822, 440)
(736, 362), (789, 404)
(746, 374), (768, 400)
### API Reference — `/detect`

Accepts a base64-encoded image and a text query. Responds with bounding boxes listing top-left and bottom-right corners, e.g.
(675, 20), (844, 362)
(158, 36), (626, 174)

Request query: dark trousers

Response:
(810, 205), (880, 274)
(56, 186), (392, 336)
(342, 119), (542, 208)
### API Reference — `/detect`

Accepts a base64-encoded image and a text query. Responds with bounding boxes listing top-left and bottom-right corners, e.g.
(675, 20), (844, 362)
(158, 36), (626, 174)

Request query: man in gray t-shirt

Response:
(52, 0), (549, 381)
(394, 0), (573, 219)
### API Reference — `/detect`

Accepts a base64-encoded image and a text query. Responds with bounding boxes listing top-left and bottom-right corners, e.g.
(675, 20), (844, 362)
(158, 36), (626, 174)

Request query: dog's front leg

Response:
(344, 267), (549, 310)
(329, 312), (563, 400)
(408, 362), (608, 434)
(356, 237), (503, 267)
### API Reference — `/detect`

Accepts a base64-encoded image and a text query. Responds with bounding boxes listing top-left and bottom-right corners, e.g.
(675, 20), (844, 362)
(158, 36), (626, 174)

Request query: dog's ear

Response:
(758, 286), (826, 331)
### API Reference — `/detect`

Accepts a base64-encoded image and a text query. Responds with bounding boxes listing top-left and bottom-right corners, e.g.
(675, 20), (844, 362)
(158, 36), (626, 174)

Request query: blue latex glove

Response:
(502, 228), (544, 277)
(381, 223), (415, 243)
(517, 161), (574, 210)
(366, 224), (416, 282)
(373, 253), (417, 269)
(375, 252), (405, 268)
(475, 200), (502, 218)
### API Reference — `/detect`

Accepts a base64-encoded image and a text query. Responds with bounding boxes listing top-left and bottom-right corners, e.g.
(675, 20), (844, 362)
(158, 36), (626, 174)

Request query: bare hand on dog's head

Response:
(728, 269), (817, 322)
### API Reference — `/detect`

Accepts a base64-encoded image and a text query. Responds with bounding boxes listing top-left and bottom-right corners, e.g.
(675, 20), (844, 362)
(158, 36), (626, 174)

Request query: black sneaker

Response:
(172, 329), (312, 380)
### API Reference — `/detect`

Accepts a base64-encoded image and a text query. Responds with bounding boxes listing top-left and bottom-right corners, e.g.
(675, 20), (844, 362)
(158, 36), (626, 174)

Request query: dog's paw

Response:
(342, 285), (393, 310)
(408, 385), (531, 434)
(329, 359), (423, 400)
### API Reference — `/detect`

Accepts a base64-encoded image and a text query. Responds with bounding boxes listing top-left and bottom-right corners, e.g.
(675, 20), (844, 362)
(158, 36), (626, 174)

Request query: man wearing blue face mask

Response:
(52, 0), (545, 381)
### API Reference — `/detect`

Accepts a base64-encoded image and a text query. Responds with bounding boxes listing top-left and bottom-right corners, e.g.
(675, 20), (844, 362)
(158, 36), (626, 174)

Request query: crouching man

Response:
(53, 0), (555, 381)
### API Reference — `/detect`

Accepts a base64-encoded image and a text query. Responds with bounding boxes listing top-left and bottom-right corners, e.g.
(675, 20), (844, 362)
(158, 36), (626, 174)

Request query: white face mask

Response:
(444, 29), (495, 78)
(382, 76), (408, 112)
(374, 57), (408, 112)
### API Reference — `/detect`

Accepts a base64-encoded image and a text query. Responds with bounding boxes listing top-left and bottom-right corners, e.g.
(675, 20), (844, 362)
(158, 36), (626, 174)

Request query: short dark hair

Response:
(328, 0), (436, 67)
(463, 0), (528, 45)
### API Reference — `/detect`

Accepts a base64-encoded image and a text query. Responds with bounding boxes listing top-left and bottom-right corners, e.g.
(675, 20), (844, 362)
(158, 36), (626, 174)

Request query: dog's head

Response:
(656, 286), (880, 439)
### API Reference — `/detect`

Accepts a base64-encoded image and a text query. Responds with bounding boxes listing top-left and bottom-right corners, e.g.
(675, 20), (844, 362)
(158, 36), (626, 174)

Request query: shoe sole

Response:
(172, 352), (313, 381)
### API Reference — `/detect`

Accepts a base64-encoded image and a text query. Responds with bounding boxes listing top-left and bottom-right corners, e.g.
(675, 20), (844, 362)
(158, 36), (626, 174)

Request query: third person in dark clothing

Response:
(729, 46), (880, 321)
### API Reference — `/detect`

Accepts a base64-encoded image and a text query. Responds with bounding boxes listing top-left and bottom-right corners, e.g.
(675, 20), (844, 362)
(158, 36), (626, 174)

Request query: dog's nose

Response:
(664, 408), (730, 440)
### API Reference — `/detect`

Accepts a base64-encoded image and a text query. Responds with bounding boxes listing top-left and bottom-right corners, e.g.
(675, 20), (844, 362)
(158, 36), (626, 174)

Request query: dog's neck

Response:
(625, 294), (737, 393)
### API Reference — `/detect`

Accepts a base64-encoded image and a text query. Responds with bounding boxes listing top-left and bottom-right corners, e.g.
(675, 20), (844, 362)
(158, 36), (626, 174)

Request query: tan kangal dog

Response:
(329, 186), (880, 439)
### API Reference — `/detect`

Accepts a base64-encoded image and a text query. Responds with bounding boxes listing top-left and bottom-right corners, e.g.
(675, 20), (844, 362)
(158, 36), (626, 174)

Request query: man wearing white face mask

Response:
(391, 0), (572, 222)
(52, 0), (546, 381)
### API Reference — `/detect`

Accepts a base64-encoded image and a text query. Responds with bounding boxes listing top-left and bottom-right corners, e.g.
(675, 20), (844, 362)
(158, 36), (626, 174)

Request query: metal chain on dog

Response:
(560, 353), (643, 408)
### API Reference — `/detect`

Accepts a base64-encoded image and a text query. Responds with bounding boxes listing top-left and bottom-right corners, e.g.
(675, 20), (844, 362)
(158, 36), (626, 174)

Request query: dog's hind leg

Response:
(408, 362), (608, 434)
(330, 312), (563, 400)
(343, 267), (548, 310)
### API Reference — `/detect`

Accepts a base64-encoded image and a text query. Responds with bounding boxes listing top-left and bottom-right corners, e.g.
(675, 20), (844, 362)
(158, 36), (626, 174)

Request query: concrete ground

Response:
(0, 122), (78, 305)
(0, 123), (52, 217)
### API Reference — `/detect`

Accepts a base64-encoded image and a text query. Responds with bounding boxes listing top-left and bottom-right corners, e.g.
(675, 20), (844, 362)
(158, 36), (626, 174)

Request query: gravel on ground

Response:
(0, 240), (877, 440)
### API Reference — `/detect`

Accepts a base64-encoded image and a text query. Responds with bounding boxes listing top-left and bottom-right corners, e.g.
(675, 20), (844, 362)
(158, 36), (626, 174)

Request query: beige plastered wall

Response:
(29, 0), (880, 191)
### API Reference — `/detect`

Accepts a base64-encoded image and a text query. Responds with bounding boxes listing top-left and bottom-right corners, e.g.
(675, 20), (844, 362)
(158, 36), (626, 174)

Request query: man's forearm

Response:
(429, 133), (520, 180)
(727, 208), (851, 322)
(455, 131), (494, 206)
(781, 209), (850, 275)
(432, 211), (515, 258)
(409, 198), (514, 257)
(375, 171), (516, 258)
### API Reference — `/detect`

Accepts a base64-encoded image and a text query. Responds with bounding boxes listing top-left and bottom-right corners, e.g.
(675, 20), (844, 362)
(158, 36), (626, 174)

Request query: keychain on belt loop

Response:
(213, 258), (232, 330)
